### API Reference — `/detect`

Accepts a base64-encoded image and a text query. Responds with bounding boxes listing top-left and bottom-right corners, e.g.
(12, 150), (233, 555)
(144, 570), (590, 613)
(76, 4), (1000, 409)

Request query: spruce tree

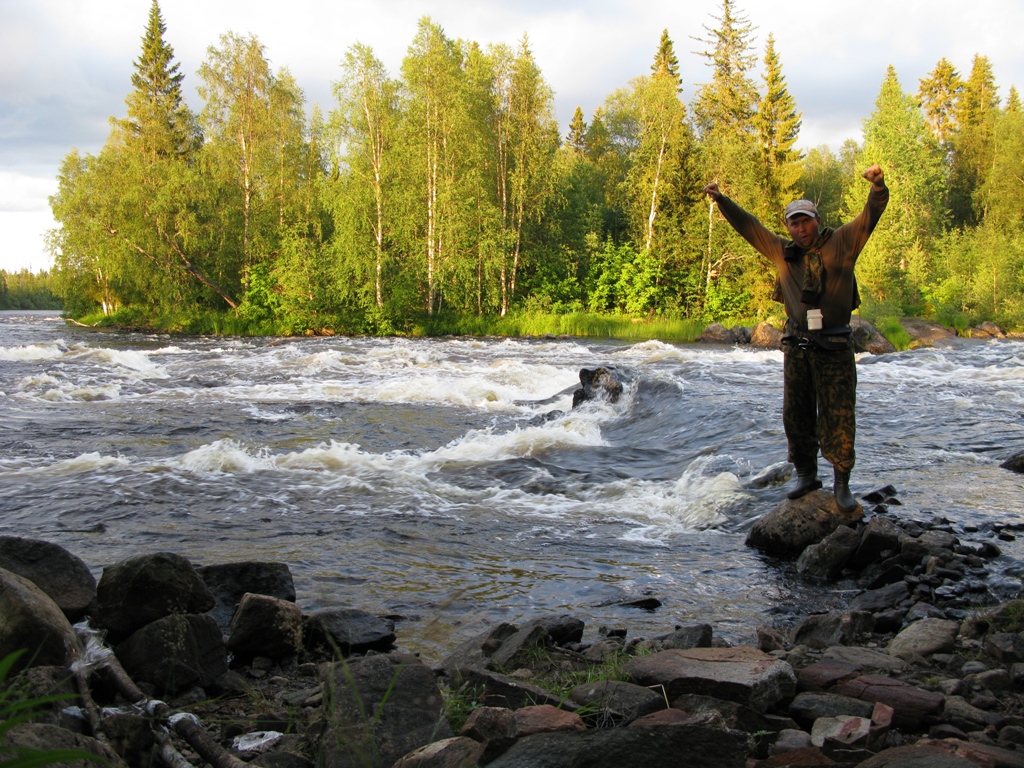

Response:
(651, 29), (682, 91)
(567, 106), (587, 152)
(121, 0), (199, 158)
(1006, 85), (1022, 114)
(754, 34), (802, 225)
(949, 55), (1000, 227)
(691, 0), (759, 137)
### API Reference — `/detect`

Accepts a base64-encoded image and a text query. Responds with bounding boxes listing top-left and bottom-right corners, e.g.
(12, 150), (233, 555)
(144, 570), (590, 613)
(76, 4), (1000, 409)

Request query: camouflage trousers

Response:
(782, 343), (857, 474)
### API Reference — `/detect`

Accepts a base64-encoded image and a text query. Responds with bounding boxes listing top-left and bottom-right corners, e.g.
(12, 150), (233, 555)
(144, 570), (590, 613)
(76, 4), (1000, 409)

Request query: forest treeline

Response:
(48, 0), (1024, 336)
(0, 270), (62, 311)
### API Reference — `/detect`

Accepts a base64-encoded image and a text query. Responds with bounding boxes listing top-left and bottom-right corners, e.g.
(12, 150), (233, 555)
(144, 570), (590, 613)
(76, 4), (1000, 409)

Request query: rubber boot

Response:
(787, 465), (822, 499)
(833, 468), (858, 513)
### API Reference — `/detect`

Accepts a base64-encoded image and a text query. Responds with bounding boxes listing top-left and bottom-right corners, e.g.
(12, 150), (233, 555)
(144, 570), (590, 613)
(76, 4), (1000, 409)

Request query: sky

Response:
(1, 0), (1023, 274)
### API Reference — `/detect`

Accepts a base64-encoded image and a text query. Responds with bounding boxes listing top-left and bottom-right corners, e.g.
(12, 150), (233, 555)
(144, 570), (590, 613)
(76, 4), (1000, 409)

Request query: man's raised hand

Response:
(862, 165), (884, 187)
(703, 182), (722, 202)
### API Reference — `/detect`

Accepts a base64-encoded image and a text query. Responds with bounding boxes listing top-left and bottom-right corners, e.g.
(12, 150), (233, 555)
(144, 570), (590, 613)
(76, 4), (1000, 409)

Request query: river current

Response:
(2, 310), (1024, 658)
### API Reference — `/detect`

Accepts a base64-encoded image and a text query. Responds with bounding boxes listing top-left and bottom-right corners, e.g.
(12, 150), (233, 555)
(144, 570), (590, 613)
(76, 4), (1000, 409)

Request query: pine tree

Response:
(754, 34), (802, 225)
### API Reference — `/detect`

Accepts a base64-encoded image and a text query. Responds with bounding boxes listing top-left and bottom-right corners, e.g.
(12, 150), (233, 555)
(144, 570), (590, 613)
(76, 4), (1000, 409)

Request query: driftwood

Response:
(72, 626), (246, 768)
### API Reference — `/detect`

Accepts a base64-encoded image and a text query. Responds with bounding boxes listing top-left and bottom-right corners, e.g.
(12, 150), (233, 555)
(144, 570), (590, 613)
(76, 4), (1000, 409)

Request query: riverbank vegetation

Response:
(48, 0), (1024, 338)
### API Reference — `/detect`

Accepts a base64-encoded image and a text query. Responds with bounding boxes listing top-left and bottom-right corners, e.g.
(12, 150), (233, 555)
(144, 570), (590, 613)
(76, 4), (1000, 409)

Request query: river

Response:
(2, 310), (1023, 658)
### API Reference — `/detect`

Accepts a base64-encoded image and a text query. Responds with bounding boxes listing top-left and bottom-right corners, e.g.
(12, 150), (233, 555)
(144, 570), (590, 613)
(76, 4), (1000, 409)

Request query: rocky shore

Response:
(5, 474), (1024, 768)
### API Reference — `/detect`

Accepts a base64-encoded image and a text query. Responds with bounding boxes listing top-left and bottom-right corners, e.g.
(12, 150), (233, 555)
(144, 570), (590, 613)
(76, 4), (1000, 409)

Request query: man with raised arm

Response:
(703, 166), (888, 512)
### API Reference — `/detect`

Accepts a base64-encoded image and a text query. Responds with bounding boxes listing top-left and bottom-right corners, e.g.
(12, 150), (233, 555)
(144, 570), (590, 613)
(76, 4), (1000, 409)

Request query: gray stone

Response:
(792, 611), (874, 649)
(228, 593), (303, 661)
(304, 609), (396, 658)
(821, 646), (907, 674)
(0, 567), (83, 673)
(568, 680), (664, 725)
(650, 623), (713, 651)
(697, 323), (737, 344)
(622, 646), (796, 713)
(851, 317), (896, 355)
(771, 728), (813, 755)
(490, 623), (552, 670)
(942, 696), (1004, 728)
(318, 653), (453, 768)
(0, 537), (96, 621)
(485, 719), (746, 768)
(888, 618), (959, 659)
(450, 667), (573, 711)
(392, 736), (485, 768)
(442, 623), (519, 675)
(746, 491), (863, 558)
(1, 723), (123, 767)
(850, 581), (911, 613)
(94, 552), (214, 641)
(811, 714), (872, 748)
(985, 632), (1024, 663)
(523, 614), (585, 646)
(976, 669), (1013, 692)
(670, 694), (789, 734)
(850, 517), (902, 569)
(898, 318), (956, 344)
(197, 561), (295, 633)
(788, 692), (874, 729)
(797, 524), (861, 581)
(116, 613), (227, 696)
(750, 322), (784, 349)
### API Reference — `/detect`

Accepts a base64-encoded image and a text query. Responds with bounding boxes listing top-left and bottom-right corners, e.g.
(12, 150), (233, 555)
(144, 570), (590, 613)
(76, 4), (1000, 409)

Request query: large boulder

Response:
(0, 567), (83, 672)
(851, 317), (896, 355)
(697, 323), (737, 344)
(304, 608), (396, 658)
(318, 653), (453, 768)
(0, 537), (96, 621)
(746, 490), (863, 558)
(749, 322), (784, 349)
(899, 318), (956, 345)
(572, 368), (623, 407)
(93, 552), (215, 641)
(197, 561), (295, 633)
(116, 613), (227, 696)
(442, 623), (519, 676)
(228, 593), (303, 662)
(568, 680), (665, 726)
(1, 723), (124, 768)
(792, 611), (874, 649)
(622, 646), (796, 713)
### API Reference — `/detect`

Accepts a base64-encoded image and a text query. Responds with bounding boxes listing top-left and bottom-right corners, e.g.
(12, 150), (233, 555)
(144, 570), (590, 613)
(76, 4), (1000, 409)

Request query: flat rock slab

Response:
(832, 674), (944, 730)
(622, 646), (796, 713)
(821, 646), (907, 674)
(746, 491), (863, 558)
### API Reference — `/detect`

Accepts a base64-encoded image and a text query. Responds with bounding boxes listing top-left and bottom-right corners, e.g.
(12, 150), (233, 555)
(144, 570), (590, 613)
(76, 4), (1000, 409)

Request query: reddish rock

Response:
(511, 705), (585, 737)
(627, 708), (693, 727)
(797, 660), (863, 692)
(832, 675), (944, 730)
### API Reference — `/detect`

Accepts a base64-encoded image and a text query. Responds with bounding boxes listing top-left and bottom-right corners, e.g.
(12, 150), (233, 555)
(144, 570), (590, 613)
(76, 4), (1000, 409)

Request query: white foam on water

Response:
(168, 439), (277, 474)
(0, 341), (68, 361)
(72, 346), (169, 378)
(244, 405), (294, 423)
(1, 451), (133, 477)
(33, 379), (122, 402)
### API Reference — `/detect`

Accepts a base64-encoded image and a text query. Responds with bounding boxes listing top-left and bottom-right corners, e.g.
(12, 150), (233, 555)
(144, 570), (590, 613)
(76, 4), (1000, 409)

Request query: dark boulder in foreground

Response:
(198, 560), (296, 633)
(0, 536), (96, 621)
(304, 608), (396, 657)
(94, 552), (215, 641)
(0, 567), (83, 672)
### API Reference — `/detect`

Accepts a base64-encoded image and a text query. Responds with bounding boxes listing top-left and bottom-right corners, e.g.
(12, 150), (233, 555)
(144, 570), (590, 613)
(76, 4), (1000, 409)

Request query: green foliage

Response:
(46, 8), (1024, 334)
(873, 316), (913, 351)
(0, 271), (63, 310)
